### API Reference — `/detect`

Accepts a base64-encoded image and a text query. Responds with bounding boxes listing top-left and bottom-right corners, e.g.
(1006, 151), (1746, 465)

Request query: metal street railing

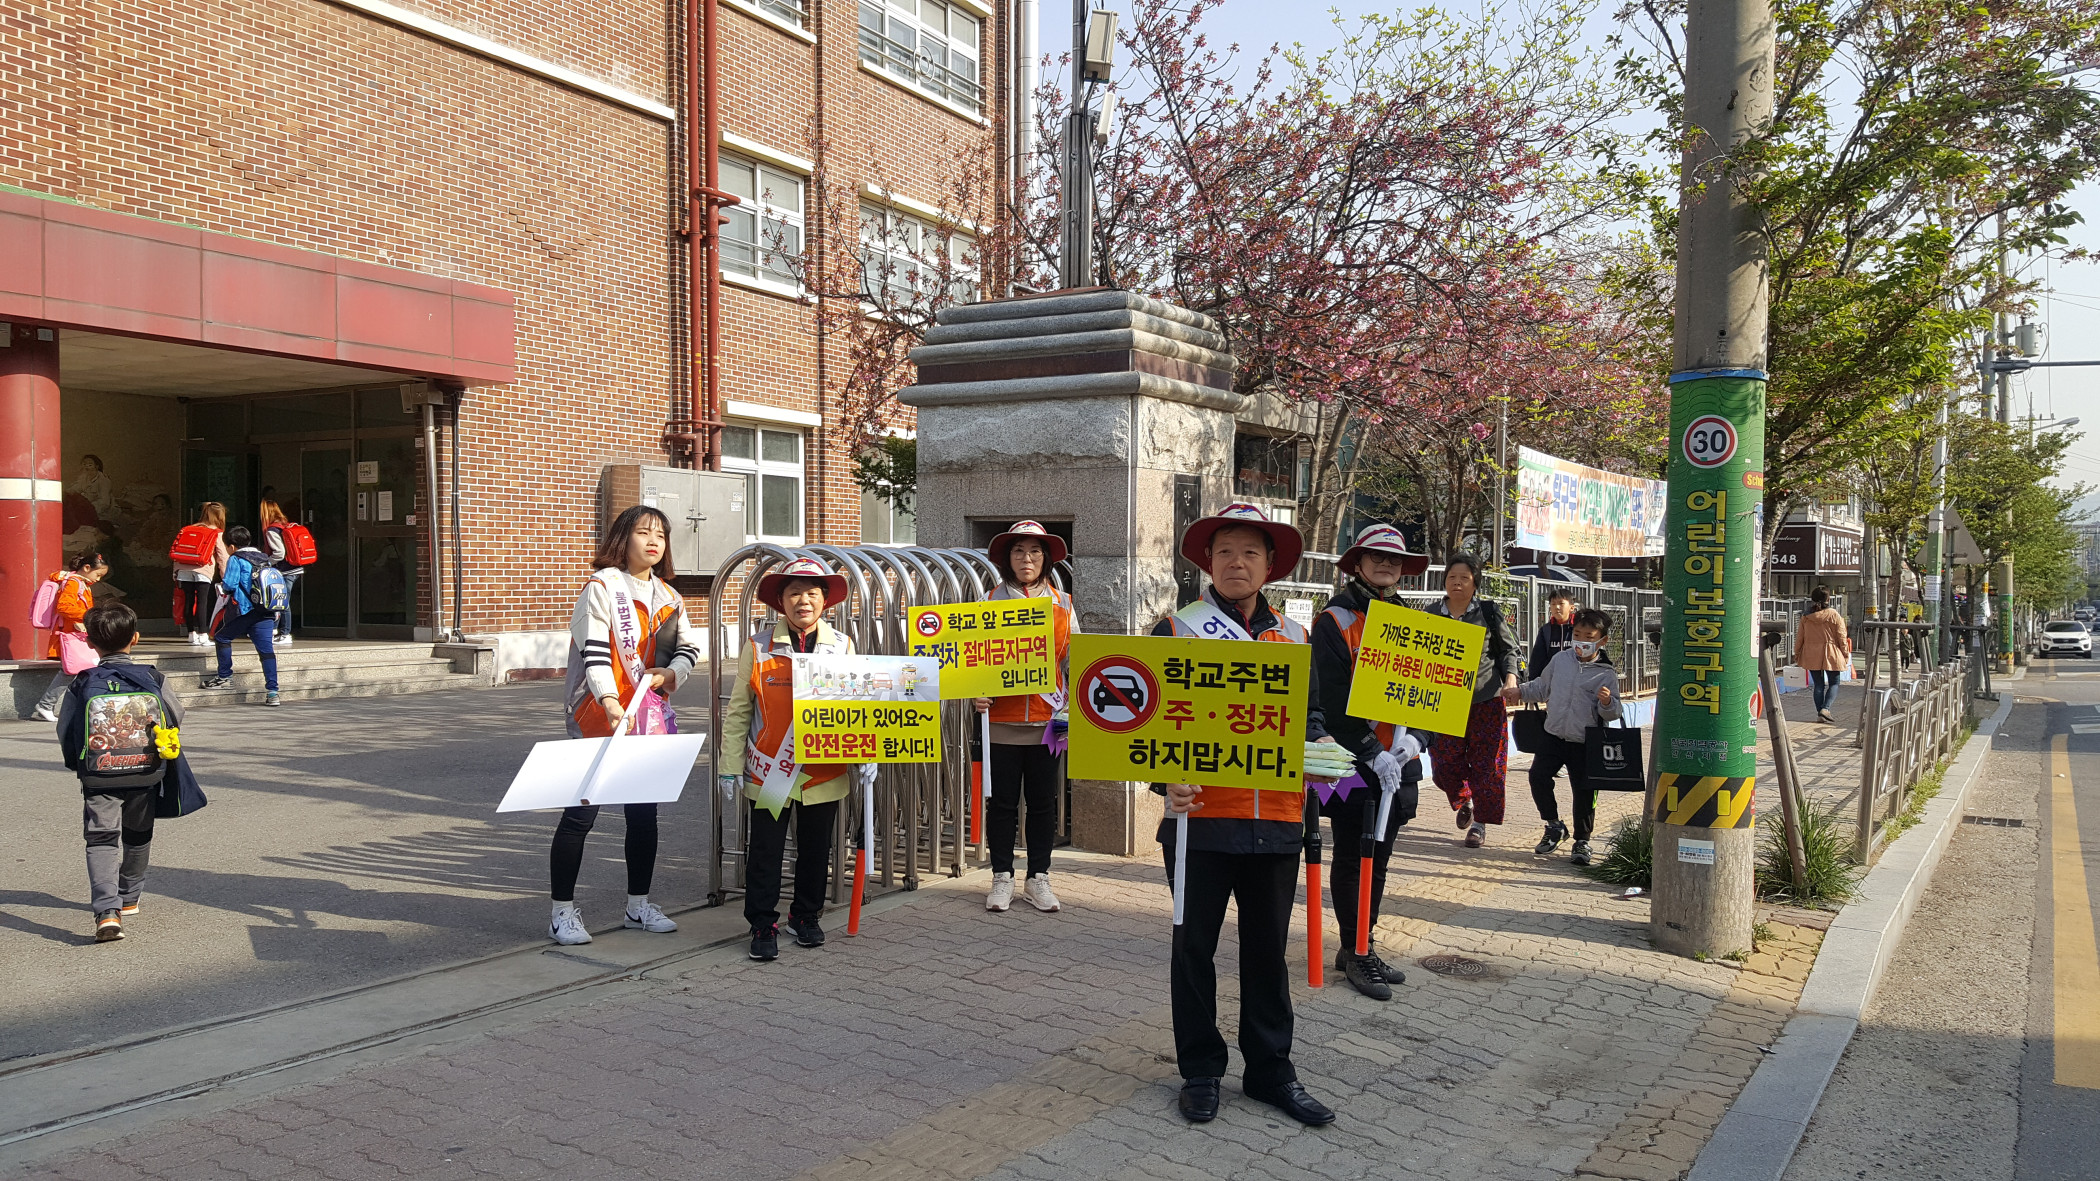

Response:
(1854, 645), (1977, 861)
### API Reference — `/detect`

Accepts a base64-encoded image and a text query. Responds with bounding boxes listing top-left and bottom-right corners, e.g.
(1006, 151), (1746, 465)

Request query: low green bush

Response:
(1580, 814), (1652, 888)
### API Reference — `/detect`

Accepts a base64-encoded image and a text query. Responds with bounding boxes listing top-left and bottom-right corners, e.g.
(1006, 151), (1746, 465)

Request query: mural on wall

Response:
(61, 390), (187, 621)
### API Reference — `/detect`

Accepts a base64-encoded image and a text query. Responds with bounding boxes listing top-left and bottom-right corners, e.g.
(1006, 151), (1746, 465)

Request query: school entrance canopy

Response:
(0, 188), (515, 658)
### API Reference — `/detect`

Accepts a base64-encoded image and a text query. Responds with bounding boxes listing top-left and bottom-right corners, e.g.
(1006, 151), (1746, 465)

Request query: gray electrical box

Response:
(603, 464), (747, 578)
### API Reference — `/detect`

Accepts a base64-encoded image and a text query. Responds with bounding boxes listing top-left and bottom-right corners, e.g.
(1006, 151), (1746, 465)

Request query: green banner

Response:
(1653, 375), (1765, 830)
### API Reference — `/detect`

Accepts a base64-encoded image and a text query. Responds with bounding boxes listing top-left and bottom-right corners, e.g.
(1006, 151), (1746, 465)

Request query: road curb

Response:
(1687, 683), (2018, 1181)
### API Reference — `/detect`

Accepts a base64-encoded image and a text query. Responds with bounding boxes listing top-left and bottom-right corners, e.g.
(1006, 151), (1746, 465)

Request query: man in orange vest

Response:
(1156, 502), (1339, 1127)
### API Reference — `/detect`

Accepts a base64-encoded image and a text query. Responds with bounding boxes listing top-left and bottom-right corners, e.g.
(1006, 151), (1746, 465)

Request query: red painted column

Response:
(0, 322), (62, 661)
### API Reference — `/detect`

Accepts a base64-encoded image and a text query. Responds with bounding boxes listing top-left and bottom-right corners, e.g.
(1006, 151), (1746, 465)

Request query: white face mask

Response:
(1573, 639), (1601, 658)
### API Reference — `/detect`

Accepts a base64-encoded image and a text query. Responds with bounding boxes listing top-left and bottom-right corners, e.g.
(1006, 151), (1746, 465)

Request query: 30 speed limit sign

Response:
(1683, 415), (1738, 468)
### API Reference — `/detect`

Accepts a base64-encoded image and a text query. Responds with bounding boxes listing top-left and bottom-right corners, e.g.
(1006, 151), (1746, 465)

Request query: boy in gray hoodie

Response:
(1504, 608), (1621, 865)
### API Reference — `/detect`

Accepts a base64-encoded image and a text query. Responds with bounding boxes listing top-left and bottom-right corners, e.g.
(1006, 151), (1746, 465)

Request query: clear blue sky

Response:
(1040, 0), (2100, 494)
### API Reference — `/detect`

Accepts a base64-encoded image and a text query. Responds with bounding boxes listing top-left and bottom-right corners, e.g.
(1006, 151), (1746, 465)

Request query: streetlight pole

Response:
(1058, 1), (1096, 290)
(1649, 0), (1772, 959)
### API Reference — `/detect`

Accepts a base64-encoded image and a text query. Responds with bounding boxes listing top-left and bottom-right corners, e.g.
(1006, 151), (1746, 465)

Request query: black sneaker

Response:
(198, 677), (233, 690)
(1534, 821), (1569, 856)
(1336, 949), (1392, 1001)
(748, 923), (779, 961)
(1365, 949), (1406, 987)
(1570, 841), (1594, 867)
(784, 917), (826, 948)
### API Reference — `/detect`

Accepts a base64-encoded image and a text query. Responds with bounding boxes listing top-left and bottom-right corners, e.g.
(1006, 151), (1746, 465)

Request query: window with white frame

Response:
(860, 488), (917, 544)
(858, 0), (982, 113)
(734, 0), (808, 29)
(720, 154), (805, 287)
(720, 425), (804, 541)
(859, 203), (978, 305)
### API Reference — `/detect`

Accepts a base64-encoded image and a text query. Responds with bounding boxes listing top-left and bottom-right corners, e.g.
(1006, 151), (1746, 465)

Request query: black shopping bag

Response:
(1510, 706), (1549, 754)
(1584, 722), (1645, 792)
(155, 753), (209, 818)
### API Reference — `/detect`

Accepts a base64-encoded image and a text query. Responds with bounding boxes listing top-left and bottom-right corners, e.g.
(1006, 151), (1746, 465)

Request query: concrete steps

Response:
(5, 641), (496, 715)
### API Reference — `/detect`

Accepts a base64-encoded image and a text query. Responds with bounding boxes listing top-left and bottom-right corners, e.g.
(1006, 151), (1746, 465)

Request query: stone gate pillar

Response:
(899, 288), (1244, 855)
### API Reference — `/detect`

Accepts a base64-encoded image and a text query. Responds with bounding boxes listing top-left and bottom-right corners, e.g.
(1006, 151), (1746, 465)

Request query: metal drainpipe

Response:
(422, 399), (445, 641)
(681, 0), (733, 471)
(450, 390), (465, 639)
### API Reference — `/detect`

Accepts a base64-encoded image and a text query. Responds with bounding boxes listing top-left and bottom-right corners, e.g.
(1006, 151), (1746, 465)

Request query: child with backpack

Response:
(56, 603), (199, 942)
(200, 527), (287, 706)
(1503, 607), (1622, 866)
(258, 497), (316, 644)
(28, 552), (109, 722)
(170, 502), (228, 647)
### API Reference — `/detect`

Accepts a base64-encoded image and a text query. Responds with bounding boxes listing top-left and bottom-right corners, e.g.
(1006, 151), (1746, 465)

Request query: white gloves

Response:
(1395, 733), (1424, 763)
(1372, 734), (1424, 796)
(858, 763), (878, 791)
(717, 773), (741, 804)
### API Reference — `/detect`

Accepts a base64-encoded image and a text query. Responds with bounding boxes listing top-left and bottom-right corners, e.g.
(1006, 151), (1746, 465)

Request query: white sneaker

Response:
(986, 871), (1015, 912)
(276, 632), (294, 645)
(549, 905), (592, 945)
(1024, 874), (1062, 913)
(30, 705), (58, 723)
(623, 900), (677, 933)
(189, 632), (208, 646)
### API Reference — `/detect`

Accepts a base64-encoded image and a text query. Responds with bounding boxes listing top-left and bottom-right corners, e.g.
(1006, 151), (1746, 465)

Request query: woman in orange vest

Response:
(548, 505), (700, 947)
(1311, 523), (1429, 1000)
(971, 521), (1076, 914)
(716, 556), (873, 962)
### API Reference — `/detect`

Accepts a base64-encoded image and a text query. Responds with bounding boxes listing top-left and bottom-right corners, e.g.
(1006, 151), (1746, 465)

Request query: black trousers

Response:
(1161, 837), (1299, 1090)
(1527, 733), (1597, 843)
(1327, 794), (1399, 952)
(549, 803), (658, 902)
(988, 741), (1059, 878)
(176, 580), (211, 631)
(745, 798), (839, 928)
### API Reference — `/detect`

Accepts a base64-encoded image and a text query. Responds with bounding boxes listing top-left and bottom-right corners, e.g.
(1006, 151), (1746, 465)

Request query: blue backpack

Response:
(66, 663), (174, 783)
(234, 549), (290, 612)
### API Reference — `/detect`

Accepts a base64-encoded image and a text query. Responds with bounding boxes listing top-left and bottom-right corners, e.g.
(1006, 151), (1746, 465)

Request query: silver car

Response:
(2041, 620), (2092, 658)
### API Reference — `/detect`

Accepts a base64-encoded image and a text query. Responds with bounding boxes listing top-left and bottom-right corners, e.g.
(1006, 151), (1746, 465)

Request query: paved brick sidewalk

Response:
(16, 769), (1822, 1181)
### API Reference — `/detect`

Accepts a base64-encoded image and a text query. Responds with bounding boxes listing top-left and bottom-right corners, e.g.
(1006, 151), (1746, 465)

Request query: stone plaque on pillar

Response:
(899, 288), (1244, 856)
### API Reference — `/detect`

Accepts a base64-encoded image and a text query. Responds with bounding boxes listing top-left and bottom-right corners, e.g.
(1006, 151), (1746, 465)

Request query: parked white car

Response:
(2040, 620), (2092, 658)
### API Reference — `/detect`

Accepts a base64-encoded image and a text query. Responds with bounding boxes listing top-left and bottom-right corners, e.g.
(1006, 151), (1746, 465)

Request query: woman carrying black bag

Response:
(1504, 608), (1620, 866)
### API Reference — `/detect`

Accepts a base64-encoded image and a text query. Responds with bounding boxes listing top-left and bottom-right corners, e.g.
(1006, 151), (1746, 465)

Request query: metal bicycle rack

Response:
(705, 543), (1069, 910)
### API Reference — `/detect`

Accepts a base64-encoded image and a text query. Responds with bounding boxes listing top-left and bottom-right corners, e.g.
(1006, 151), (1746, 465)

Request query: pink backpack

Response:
(29, 576), (63, 630)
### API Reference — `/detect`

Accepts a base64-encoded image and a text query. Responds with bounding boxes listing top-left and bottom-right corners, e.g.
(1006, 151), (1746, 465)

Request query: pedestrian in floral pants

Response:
(1424, 554), (1519, 848)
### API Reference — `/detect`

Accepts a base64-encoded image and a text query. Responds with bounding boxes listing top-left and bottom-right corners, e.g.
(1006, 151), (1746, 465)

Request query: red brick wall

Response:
(0, 0), (1007, 640)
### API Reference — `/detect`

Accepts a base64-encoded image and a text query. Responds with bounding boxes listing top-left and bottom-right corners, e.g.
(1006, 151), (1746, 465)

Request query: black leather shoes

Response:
(1178, 1077), (1221, 1123)
(1245, 1080), (1336, 1126)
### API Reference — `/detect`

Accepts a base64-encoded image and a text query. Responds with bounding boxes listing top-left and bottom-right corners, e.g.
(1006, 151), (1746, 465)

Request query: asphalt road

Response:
(1785, 658), (2100, 1181)
(0, 683), (718, 1066)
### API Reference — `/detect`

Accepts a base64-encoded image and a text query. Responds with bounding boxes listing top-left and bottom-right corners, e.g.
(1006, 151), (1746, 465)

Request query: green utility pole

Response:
(1650, 0), (1773, 958)
(1922, 394), (1946, 666)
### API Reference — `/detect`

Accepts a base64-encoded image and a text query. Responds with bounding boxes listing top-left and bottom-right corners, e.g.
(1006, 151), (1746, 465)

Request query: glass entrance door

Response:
(298, 447), (352, 633)
(351, 435), (419, 639)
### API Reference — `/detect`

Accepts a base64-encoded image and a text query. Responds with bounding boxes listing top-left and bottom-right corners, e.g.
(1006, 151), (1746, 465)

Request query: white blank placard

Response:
(496, 733), (708, 812)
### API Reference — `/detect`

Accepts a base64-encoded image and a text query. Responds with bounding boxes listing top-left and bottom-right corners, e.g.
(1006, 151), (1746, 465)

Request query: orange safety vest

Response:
(985, 581), (1074, 726)
(571, 593), (681, 740)
(1167, 605), (1310, 822)
(1321, 603), (1402, 753)
(742, 624), (850, 792)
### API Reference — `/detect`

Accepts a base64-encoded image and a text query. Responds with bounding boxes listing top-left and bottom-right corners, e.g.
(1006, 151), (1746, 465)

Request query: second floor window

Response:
(860, 203), (978, 306)
(721, 154), (804, 287)
(859, 0), (982, 114)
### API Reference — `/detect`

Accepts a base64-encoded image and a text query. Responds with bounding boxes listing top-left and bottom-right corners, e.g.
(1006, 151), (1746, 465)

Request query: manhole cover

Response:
(1419, 954), (1491, 978)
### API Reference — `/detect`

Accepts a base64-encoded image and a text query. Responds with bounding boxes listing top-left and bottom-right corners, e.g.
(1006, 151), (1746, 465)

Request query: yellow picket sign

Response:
(1343, 599), (1485, 737)
(792, 654), (943, 763)
(1066, 634), (1309, 792)
(906, 601), (1057, 700)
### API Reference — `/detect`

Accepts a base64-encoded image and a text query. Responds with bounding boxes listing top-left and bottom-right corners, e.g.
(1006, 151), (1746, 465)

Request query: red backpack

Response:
(274, 523), (319, 567)
(168, 524), (221, 567)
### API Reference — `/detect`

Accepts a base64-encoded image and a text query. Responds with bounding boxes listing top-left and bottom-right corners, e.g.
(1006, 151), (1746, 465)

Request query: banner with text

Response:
(1342, 599), (1484, 737)
(1067, 634), (1309, 792)
(1515, 446), (1667, 558)
(906, 601), (1056, 700)
(792, 655), (943, 763)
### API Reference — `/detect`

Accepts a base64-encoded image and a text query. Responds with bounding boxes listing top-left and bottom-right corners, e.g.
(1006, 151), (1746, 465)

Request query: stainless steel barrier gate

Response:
(705, 544), (1069, 909)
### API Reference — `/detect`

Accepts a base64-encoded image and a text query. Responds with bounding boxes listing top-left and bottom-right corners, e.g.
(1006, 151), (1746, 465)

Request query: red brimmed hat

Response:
(755, 556), (848, 612)
(1338, 522), (1429, 578)
(1178, 502), (1304, 586)
(988, 519), (1069, 575)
